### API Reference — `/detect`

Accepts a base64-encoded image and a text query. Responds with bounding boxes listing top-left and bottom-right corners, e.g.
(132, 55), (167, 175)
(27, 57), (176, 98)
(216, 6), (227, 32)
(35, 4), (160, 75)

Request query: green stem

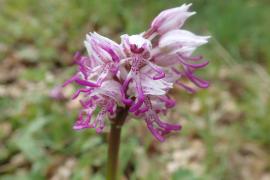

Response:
(106, 107), (128, 180)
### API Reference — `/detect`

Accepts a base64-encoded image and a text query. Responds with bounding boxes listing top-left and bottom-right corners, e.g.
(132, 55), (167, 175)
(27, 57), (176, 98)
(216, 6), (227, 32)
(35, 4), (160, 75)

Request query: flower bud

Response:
(149, 3), (195, 35)
(85, 32), (123, 63)
(158, 29), (210, 55)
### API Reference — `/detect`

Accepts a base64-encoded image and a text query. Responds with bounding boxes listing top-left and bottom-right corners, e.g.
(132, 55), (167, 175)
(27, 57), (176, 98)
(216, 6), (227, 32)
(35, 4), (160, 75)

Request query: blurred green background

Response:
(0, 0), (270, 179)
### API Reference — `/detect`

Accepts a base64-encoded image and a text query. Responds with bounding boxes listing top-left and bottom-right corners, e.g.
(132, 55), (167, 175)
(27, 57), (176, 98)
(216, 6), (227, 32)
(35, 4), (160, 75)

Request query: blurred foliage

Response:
(0, 0), (270, 179)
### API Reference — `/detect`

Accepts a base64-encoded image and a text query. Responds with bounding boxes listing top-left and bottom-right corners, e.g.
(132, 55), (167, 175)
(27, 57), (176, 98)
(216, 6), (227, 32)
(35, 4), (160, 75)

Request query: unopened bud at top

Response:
(146, 4), (195, 37)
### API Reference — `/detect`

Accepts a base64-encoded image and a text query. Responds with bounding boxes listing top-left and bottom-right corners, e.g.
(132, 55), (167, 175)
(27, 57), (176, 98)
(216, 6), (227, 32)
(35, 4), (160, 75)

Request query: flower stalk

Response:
(106, 107), (129, 180)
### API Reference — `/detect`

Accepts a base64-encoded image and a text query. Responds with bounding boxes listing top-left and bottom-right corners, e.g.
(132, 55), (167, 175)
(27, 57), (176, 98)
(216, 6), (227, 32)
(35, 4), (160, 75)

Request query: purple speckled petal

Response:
(120, 72), (133, 105)
(176, 81), (196, 94)
(177, 53), (209, 68)
(62, 74), (79, 87)
(73, 112), (91, 130)
(129, 75), (145, 112)
(122, 72), (133, 92)
(158, 96), (176, 108)
(75, 79), (100, 87)
(79, 99), (94, 108)
(146, 61), (166, 80)
(100, 46), (120, 62)
(120, 87), (133, 105)
(152, 111), (181, 131)
(185, 70), (209, 88)
(178, 58), (209, 69)
(138, 106), (149, 114)
(107, 100), (115, 115)
(90, 109), (106, 133)
(147, 123), (165, 142)
(153, 72), (165, 80)
(134, 106), (149, 116)
(129, 95), (145, 112)
(71, 88), (92, 99)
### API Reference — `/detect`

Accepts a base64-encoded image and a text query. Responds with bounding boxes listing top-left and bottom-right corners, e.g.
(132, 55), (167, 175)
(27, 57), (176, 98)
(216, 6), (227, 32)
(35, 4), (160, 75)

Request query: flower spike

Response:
(62, 3), (210, 141)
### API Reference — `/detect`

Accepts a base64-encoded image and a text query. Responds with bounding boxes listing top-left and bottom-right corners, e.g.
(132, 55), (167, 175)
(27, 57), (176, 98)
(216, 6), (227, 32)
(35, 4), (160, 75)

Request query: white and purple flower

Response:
(63, 3), (210, 141)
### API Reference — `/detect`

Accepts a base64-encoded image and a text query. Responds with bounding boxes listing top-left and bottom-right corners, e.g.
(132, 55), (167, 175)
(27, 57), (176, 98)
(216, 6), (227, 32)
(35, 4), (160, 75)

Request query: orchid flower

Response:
(63, 3), (210, 142)
(72, 80), (122, 133)
(120, 34), (168, 112)
(63, 32), (124, 90)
